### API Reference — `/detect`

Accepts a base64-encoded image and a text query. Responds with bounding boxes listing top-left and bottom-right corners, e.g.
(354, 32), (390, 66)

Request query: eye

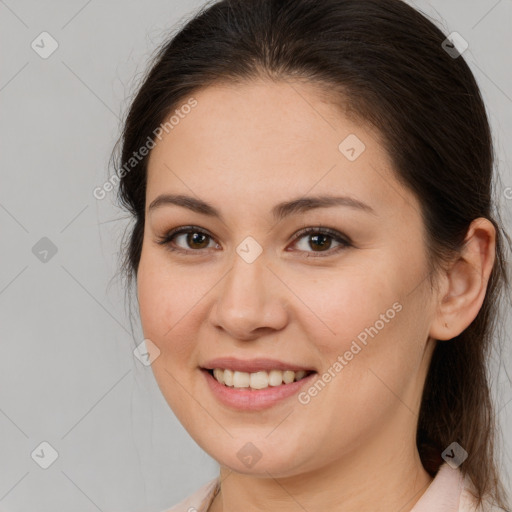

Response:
(155, 226), (219, 254)
(288, 226), (352, 257)
(155, 225), (352, 257)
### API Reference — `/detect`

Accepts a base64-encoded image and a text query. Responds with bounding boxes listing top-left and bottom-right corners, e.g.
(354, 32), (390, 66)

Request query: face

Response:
(137, 79), (437, 478)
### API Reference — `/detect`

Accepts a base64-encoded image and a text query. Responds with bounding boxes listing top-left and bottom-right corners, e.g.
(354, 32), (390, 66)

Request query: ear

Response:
(429, 217), (496, 341)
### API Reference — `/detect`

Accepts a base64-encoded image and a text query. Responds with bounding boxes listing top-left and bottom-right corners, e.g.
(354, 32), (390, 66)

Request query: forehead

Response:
(145, 80), (420, 222)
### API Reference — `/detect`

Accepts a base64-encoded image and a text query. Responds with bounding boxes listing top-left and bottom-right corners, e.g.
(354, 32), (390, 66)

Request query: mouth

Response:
(200, 365), (318, 410)
(202, 367), (317, 391)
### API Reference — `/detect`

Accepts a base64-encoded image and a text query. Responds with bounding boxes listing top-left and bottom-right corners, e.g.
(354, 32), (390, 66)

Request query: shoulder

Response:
(160, 477), (220, 512)
(459, 473), (508, 512)
(410, 463), (509, 512)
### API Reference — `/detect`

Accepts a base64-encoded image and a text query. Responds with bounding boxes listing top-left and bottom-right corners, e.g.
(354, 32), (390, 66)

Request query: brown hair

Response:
(111, 0), (512, 508)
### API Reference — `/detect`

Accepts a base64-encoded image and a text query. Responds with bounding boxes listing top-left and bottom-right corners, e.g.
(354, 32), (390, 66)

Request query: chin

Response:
(198, 437), (308, 477)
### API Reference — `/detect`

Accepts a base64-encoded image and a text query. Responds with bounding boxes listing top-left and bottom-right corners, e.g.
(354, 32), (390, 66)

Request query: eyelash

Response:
(155, 225), (353, 258)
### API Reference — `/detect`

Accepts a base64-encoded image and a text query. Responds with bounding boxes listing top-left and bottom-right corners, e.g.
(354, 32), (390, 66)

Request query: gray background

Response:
(0, 0), (511, 510)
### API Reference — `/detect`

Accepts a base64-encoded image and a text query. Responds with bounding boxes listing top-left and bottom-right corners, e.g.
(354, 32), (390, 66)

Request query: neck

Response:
(209, 423), (433, 512)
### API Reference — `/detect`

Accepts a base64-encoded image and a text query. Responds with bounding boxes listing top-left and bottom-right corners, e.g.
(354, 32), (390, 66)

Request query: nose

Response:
(210, 250), (289, 340)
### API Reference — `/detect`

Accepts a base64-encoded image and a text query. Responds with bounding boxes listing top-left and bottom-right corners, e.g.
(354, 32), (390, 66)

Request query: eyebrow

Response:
(148, 193), (377, 222)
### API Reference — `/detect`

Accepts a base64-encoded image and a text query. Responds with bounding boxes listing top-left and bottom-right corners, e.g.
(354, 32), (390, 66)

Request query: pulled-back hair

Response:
(111, 0), (512, 508)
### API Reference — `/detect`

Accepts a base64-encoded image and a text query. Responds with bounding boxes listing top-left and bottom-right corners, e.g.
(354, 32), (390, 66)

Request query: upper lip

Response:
(201, 357), (316, 374)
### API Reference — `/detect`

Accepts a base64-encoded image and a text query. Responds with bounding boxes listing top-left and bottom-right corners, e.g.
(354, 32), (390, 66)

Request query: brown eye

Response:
(289, 227), (352, 257)
(156, 225), (352, 257)
(183, 231), (210, 249)
(307, 233), (332, 251)
(156, 226), (218, 254)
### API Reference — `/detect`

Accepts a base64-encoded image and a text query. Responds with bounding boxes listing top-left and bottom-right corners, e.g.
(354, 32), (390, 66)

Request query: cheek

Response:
(294, 261), (426, 410)
(292, 266), (401, 355)
(136, 258), (167, 340)
(313, 282), (428, 417)
(137, 250), (189, 352)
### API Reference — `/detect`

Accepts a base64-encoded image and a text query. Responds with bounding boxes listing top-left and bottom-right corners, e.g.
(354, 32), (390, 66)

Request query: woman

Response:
(112, 0), (512, 510)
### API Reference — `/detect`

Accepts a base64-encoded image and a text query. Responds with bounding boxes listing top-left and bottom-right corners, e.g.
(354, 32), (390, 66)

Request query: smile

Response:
(208, 368), (314, 390)
(201, 367), (318, 411)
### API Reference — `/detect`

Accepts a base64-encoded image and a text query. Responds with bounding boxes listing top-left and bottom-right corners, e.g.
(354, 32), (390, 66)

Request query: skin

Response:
(136, 79), (496, 512)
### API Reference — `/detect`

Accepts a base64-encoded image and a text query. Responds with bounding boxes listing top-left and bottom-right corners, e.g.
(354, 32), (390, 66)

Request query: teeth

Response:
(211, 368), (310, 389)
(223, 369), (233, 387)
(268, 369), (284, 387)
(213, 368), (225, 384)
(250, 371), (268, 390)
(283, 370), (295, 384)
(233, 371), (250, 388)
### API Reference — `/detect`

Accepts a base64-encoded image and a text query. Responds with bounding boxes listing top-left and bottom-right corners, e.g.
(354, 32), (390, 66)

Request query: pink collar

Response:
(189, 462), (479, 512)
(410, 462), (465, 512)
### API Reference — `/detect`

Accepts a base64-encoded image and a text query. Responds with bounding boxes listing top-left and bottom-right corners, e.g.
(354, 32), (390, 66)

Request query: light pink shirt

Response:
(164, 462), (505, 512)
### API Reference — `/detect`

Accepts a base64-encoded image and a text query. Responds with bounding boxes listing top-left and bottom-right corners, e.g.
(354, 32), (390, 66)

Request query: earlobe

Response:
(428, 218), (496, 341)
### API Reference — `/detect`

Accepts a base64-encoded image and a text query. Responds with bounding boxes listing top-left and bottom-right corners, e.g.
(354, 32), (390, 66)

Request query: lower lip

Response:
(201, 369), (317, 411)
